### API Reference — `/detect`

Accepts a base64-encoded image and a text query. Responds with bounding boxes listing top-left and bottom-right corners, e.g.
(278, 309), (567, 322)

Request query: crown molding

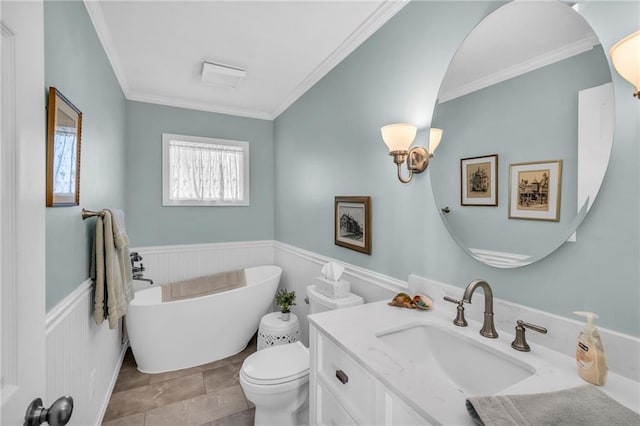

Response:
(84, 0), (272, 120)
(83, 0), (131, 95)
(85, 0), (408, 121)
(439, 34), (601, 103)
(127, 91), (274, 120)
(271, 0), (410, 118)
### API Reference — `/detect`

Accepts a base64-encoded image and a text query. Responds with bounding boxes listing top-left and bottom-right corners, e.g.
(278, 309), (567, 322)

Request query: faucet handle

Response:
(443, 296), (468, 327)
(443, 296), (460, 304)
(511, 320), (548, 352)
(130, 252), (143, 261)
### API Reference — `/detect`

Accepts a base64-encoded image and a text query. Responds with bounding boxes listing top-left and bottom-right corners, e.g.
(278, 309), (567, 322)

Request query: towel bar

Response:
(81, 209), (104, 220)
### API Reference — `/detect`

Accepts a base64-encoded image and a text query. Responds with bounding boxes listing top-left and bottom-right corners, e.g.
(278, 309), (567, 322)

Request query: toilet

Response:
(240, 285), (363, 426)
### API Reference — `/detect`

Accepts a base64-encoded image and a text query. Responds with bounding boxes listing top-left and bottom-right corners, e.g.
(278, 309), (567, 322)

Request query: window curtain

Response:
(169, 140), (243, 201)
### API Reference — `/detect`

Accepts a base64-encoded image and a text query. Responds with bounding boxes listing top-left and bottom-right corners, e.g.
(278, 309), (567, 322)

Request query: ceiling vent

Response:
(201, 61), (246, 89)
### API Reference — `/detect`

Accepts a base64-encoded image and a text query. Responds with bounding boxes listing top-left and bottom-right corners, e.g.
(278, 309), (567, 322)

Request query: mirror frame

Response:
(46, 87), (83, 207)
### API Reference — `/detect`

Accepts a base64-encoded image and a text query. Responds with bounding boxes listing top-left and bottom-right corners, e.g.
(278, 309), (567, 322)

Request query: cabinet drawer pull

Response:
(335, 369), (349, 384)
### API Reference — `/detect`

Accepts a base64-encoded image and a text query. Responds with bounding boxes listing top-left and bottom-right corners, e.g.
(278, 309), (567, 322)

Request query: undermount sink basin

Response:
(377, 323), (535, 395)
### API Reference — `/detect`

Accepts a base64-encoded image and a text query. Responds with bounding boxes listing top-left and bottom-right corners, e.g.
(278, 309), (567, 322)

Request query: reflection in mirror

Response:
(46, 87), (83, 207)
(430, 1), (614, 268)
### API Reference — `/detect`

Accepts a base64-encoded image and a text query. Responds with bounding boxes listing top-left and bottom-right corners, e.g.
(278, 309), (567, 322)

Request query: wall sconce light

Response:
(380, 123), (443, 183)
(610, 31), (640, 98)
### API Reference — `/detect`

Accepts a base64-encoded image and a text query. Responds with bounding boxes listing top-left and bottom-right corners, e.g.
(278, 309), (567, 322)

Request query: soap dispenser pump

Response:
(573, 311), (608, 386)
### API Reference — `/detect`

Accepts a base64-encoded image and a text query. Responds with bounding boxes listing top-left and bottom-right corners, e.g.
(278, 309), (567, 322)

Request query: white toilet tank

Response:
(307, 285), (363, 314)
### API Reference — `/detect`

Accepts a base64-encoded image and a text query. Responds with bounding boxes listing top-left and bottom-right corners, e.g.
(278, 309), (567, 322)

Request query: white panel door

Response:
(578, 82), (615, 212)
(1, 1), (47, 424)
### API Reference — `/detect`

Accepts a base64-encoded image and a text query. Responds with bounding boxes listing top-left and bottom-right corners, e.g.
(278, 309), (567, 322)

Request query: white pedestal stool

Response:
(257, 312), (300, 351)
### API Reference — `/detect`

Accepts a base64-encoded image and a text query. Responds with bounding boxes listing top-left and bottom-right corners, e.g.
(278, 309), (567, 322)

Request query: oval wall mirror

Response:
(430, 1), (614, 268)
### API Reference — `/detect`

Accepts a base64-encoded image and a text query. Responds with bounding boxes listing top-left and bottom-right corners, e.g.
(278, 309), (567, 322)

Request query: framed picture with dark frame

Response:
(334, 196), (371, 255)
(509, 160), (562, 221)
(46, 87), (83, 207)
(461, 154), (498, 206)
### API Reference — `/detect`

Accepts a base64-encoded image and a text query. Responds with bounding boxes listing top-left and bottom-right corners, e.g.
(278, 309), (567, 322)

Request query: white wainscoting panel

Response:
(131, 240), (274, 290)
(47, 238), (401, 424)
(46, 279), (126, 426)
(274, 242), (407, 346)
(45, 239), (640, 426)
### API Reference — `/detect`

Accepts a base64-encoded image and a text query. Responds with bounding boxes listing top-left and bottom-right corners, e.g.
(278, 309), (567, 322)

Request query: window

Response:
(162, 133), (249, 206)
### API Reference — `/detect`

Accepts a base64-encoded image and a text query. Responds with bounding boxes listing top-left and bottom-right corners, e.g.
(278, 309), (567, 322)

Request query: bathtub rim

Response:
(130, 264), (282, 307)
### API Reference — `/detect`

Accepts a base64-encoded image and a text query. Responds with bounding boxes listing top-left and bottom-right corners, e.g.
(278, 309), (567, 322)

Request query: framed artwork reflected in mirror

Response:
(509, 160), (562, 222)
(46, 87), (82, 207)
(461, 154), (498, 206)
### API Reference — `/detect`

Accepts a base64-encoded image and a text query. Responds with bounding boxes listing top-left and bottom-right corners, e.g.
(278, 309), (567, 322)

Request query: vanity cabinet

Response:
(309, 324), (428, 425)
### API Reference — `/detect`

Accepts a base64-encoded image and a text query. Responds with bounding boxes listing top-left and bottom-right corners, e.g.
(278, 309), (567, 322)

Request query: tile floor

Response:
(102, 335), (257, 426)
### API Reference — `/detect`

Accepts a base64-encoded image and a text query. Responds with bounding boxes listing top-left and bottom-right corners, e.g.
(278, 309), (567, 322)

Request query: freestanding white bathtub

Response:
(127, 265), (282, 373)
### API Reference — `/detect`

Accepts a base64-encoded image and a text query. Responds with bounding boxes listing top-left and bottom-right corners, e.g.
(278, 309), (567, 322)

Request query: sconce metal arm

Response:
(390, 151), (412, 183)
(397, 163), (413, 184)
(390, 147), (429, 184)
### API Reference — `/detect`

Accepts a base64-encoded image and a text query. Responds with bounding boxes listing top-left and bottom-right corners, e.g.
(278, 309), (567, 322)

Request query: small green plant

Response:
(274, 288), (296, 314)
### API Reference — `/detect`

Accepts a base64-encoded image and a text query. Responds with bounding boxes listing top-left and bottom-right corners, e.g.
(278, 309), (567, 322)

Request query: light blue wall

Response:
(44, 0), (127, 311)
(274, 1), (640, 336)
(125, 102), (274, 246)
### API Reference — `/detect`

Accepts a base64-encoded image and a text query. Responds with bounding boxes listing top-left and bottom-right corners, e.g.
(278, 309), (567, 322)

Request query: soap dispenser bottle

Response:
(573, 311), (608, 386)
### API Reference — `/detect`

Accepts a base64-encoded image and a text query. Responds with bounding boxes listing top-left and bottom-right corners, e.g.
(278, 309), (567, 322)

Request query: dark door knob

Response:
(24, 396), (73, 426)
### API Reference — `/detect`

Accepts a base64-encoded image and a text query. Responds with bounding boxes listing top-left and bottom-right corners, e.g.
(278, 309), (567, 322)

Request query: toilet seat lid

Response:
(241, 341), (309, 385)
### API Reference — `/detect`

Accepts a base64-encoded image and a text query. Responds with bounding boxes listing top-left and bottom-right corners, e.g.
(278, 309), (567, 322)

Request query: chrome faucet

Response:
(462, 279), (498, 338)
(134, 277), (154, 285)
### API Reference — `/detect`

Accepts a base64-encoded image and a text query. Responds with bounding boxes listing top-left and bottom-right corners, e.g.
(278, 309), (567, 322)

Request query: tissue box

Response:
(314, 276), (351, 299)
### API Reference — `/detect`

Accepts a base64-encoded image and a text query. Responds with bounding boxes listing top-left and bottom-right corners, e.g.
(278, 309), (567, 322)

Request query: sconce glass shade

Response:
(381, 123), (417, 152)
(429, 128), (443, 154)
(610, 31), (640, 97)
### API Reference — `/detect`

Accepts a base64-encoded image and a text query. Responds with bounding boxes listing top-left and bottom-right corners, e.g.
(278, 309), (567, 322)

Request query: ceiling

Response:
(84, 0), (408, 120)
(438, 1), (600, 103)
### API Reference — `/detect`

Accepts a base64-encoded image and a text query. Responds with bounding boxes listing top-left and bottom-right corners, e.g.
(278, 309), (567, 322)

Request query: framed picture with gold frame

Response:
(334, 196), (371, 255)
(461, 154), (498, 206)
(46, 87), (83, 206)
(509, 160), (562, 221)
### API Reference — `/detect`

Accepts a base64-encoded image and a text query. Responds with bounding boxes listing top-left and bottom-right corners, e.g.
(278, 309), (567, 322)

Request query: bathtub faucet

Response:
(132, 263), (146, 278)
(130, 252), (153, 285)
(130, 251), (143, 266)
(130, 252), (145, 276)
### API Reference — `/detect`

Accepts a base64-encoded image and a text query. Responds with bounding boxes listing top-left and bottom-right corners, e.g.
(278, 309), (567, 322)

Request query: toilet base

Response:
(254, 400), (307, 426)
(247, 383), (309, 426)
(254, 407), (295, 426)
(295, 401), (309, 425)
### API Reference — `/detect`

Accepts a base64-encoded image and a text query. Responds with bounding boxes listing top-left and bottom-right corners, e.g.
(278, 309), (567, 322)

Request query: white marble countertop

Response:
(308, 300), (640, 425)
